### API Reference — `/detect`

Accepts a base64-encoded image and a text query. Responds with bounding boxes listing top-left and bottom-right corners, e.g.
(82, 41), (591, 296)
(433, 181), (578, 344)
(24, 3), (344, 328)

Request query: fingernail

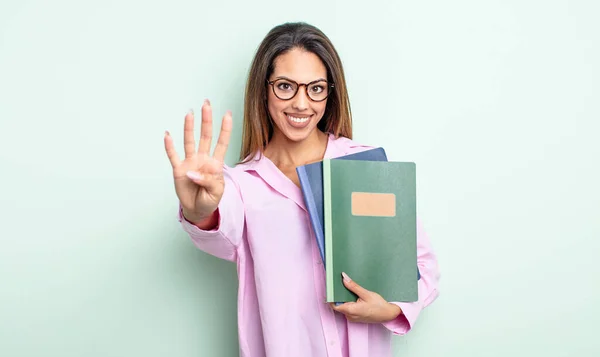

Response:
(204, 99), (210, 106)
(186, 171), (203, 181)
(188, 108), (194, 115)
(341, 272), (351, 283)
(165, 130), (170, 136)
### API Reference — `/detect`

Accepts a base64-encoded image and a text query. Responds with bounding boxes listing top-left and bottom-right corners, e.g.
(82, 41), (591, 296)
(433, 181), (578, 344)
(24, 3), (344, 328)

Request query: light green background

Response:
(1, 0), (599, 356)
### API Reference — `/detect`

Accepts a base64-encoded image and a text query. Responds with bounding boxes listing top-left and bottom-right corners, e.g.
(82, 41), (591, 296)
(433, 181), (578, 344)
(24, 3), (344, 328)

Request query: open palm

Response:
(164, 100), (232, 223)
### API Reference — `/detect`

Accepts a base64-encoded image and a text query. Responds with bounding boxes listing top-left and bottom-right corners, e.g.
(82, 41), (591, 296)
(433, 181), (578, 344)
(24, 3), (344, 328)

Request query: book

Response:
(297, 148), (421, 283)
(323, 159), (419, 303)
(296, 148), (388, 267)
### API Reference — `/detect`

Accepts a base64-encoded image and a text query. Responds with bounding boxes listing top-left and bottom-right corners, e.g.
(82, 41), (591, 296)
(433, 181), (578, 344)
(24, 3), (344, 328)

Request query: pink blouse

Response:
(178, 133), (440, 357)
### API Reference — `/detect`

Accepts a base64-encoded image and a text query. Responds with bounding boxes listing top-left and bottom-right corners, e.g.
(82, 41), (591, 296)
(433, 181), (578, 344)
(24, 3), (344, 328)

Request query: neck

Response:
(265, 130), (328, 168)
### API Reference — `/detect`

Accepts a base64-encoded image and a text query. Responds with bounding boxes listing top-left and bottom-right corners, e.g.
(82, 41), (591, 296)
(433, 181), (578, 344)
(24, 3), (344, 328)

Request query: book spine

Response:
(296, 166), (326, 264)
(323, 159), (334, 302)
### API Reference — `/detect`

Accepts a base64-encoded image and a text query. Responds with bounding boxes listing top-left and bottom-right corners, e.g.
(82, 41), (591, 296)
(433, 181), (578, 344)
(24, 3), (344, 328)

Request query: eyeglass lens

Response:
(271, 79), (330, 101)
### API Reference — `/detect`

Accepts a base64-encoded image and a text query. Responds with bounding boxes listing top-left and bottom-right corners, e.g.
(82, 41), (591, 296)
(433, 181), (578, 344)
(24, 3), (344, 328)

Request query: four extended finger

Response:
(183, 109), (196, 158)
(164, 130), (181, 168)
(198, 99), (213, 156)
(212, 110), (232, 162)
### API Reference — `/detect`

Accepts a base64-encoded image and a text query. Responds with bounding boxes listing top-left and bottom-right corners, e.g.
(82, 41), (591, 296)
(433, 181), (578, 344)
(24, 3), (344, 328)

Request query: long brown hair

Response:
(239, 22), (353, 163)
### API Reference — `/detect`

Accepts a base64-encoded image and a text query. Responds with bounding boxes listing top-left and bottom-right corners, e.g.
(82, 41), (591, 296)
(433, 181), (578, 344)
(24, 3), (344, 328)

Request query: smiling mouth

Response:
(286, 114), (311, 123)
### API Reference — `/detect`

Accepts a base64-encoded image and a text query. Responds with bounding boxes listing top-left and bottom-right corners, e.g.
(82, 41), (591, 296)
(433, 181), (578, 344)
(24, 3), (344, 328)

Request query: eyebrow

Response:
(273, 76), (328, 83)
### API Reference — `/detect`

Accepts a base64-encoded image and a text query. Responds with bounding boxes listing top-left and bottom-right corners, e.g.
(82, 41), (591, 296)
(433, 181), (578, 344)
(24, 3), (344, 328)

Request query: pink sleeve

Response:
(177, 166), (245, 262)
(382, 219), (441, 335)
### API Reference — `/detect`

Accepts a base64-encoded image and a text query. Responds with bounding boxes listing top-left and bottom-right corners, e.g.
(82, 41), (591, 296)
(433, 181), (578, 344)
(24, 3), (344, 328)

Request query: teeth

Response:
(288, 115), (309, 123)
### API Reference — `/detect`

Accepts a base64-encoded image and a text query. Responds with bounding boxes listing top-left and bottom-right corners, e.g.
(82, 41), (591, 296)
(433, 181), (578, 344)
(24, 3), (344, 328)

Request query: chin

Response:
(281, 128), (315, 142)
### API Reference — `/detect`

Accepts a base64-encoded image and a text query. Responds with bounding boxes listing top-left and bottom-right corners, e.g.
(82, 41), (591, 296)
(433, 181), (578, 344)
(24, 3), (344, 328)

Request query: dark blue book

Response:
(296, 147), (421, 281)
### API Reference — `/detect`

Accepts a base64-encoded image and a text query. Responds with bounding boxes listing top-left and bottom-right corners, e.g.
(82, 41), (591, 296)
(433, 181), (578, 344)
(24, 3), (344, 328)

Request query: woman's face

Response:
(267, 47), (329, 143)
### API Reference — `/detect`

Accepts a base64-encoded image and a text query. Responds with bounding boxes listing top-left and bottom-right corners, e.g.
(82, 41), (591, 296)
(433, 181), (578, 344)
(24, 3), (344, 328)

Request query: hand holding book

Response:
(330, 272), (403, 323)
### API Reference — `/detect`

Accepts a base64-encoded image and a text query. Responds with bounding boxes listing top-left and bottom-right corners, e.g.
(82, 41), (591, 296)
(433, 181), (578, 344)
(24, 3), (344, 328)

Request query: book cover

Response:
(296, 148), (388, 266)
(323, 159), (418, 303)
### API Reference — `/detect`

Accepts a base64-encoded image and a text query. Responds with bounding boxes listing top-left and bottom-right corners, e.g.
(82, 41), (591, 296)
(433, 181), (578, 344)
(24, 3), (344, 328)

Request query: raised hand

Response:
(164, 100), (233, 225)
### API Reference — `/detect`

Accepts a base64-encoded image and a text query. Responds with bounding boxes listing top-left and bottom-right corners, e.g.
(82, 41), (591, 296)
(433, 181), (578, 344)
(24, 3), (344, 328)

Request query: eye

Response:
(309, 84), (325, 93)
(276, 81), (294, 91)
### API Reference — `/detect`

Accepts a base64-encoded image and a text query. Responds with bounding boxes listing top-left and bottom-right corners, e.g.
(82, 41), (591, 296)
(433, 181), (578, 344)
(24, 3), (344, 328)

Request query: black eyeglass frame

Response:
(266, 78), (335, 102)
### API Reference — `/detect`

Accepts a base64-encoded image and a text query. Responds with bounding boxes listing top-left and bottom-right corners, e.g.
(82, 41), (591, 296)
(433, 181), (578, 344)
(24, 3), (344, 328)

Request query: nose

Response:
(291, 85), (310, 111)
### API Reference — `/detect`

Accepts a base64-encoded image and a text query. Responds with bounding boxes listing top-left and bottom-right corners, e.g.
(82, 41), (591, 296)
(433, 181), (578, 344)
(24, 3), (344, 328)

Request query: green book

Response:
(323, 159), (418, 303)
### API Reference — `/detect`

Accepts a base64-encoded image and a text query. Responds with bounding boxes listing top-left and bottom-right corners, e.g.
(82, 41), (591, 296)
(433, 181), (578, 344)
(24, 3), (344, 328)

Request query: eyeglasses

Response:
(267, 77), (334, 102)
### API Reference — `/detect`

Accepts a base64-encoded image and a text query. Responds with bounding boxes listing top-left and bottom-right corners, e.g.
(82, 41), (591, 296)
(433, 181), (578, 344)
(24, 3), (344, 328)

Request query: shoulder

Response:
(327, 133), (378, 157)
(218, 160), (262, 200)
(223, 161), (254, 179)
(222, 153), (267, 184)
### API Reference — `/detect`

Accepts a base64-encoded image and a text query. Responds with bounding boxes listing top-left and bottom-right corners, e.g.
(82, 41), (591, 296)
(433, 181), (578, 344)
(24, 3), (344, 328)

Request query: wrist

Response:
(182, 207), (218, 229)
(386, 303), (402, 321)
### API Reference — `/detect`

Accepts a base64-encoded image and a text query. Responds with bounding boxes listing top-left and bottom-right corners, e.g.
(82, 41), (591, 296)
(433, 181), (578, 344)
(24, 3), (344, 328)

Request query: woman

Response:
(164, 22), (440, 357)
